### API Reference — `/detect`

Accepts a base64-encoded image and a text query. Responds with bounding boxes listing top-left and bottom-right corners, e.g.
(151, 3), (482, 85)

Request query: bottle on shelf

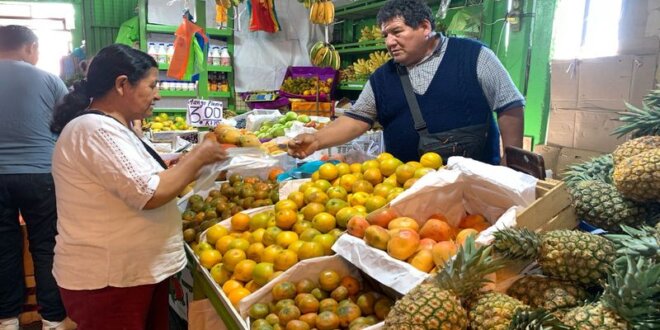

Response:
(210, 47), (221, 66)
(147, 43), (158, 61)
(220, 73), (229, 92)
(220, 47), (231, 66)
(166, 44), (174, 64)
(209, 72), (218, 91)
(157, 43), (167, 64)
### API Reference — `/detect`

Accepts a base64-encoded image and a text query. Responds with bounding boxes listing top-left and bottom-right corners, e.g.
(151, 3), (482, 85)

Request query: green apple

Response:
(297, 114), (310, 123)
(278, 116), (288, 124)
(285, 111), (298, 121)
(284, 121), (294, 128)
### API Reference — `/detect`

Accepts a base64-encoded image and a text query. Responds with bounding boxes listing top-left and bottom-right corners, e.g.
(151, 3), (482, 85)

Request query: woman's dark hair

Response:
(0, 25), (38, 51)
(51, 44), (157, 133)
(376, 0), (435, 30)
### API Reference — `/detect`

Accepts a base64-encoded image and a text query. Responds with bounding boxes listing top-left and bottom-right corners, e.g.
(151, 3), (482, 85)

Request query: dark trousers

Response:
(59, 281), (169, 330)
(0, 173), (66, 321)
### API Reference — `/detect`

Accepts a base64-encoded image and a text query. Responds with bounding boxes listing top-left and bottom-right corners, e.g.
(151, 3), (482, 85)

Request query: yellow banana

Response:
(316, 1), (325, 24)
(309, 2), (316, 22)
(325, 1), (334, 24)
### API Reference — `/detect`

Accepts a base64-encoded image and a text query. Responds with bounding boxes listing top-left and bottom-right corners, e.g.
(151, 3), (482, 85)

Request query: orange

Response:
(364, 195), (387, 213)
(351, 180), (374, 194)
(336, 302), (361, 327)
(330, 286), (349, 301)
(348, 191), (369, 206)
(296, 279), (317, 294)
(233, 259), (257, 282)
(246, 242), (265, 263)
(222, 279), (244, 295)
(374, 297), (393, 320)
(383, 174), (399, 187)
(274, 249), (299, 271)
(262, 226), (283, 246)
(311, 171), (320, 181)
(456, 228), (479, 246)
(278, 305), (302, 326)
(228, 287), (250, 307)
(414, 167), (434, 179)
(249, 212), (271, 231)
(296, 294), (320, 314)
(286, 320), (310, 330)
(297, 241), (324, 260)
(227, 238), (250, 252)
(299, 228), (322, 242)
(222, 248), (246, 272)
(328, 228), (343, 240)
(287, 240), (305, 254)
(395, 164), (416, 185)
(356, 293), (376, 315)
(335, 206), (359, 228)
(313, 179), (332, 192)
(287, 191), (305, 209)
(353, 205), (367, 214)
(252, 262), (275, 286)
(318, 163), (339, 181)
(376, 152), (394, 162)
(312, 212), (336, 233)
(420, 152), (443, 169)
(248, 302), (270, 320)
(272, 281), (297, 301)
(199, 249), (222, 269)
(210, 263), (231, 285)
(362, 168), (383, 186)
(372, 183), (395, 198)
(349, 163), (362, 174)
(406, 161), (423, 169)
(251, 228), (266, 244)
(324, 198), (349, 216)
(326, 186), (348, 200)
(261, 245), (284, 263)
(339, 276), (361, 296)
(292, 220), (313, 235)
(268, 167), (285, 181)
(231, 213), (250, 231)
(269, 271), (284, 282)
(335, 162), (351, 176)
(379, 157), (403, 177)
(301, 202), (325, 221)
(403, 178), (419, 190)
(205, 224), (229, 245)
(304, 189), (329, 205)
(312, 233), (336, 255)
(239, 231), (254, 244)
(315, 311), (340, 330)
(275, 231), (299, 248)
(361, 160), (380, 173)
(275, 199), (299, 212)
(319, 298), (338, 313)
(215, 235), (235, 254)
(275, 209), (298, 230)
(318, 270), (341, 291)
(338, 174), (358, 192)
(298, 181), (315, 193)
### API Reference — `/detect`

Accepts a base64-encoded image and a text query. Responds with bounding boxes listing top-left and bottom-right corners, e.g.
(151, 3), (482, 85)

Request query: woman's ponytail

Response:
(50, 80), (91, 134)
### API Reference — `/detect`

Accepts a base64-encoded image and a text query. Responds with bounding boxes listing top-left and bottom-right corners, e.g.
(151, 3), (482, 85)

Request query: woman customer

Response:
(50, 44), (227, 329)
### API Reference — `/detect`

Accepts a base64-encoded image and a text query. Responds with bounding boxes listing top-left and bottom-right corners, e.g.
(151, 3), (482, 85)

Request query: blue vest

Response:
(369, 37), (500, 164)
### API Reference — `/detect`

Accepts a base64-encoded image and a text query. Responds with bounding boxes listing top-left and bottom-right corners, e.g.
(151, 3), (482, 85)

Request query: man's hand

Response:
(287, 133), (320, 159)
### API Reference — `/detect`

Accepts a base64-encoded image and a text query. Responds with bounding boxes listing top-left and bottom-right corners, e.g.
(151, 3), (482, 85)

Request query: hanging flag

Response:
(167, 16), (209, 81)
(247, 0), (281, 33)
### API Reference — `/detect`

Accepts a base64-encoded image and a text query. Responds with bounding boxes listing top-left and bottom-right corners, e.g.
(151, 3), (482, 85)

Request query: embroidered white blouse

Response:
(52, 113), (185, 290)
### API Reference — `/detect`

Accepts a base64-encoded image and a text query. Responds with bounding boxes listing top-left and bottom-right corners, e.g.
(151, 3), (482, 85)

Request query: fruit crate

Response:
(516, 179), (578, 233)
(290, 100), (334, 117)
(279, 66), (338, 102)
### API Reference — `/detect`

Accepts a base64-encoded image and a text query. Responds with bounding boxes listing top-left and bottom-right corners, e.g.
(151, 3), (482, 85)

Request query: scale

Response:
(244, 91), (279, 102)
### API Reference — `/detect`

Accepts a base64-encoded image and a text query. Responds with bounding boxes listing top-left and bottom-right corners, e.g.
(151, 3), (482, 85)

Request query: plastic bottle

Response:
(220, 47), (231, 66)
(157, 43), (167, 64)
(210, 47), (221, 66)
(147, 43), (158, 61)
(166, 44), (175, 64)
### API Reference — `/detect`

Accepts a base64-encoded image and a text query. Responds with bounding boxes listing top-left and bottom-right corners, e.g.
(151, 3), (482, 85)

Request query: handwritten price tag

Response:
(187, 99), (223, 127)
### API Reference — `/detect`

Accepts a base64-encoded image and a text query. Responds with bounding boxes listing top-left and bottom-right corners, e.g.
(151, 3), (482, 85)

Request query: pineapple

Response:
(384, 237), (506, 330)
(611, 136), (660, 165)
(569, 180), (653, 232)
(561, 256), (659, 329)
(507, 275), (589, 311)
(493, 229), (616, 287)
(612, 148), (660, 203)
(564, 154), (614, 186)
(509, 308), (573, 330)
(605, 225), (659, 266)
(612, 89), (660, 139)
(468, 292), (529, 329)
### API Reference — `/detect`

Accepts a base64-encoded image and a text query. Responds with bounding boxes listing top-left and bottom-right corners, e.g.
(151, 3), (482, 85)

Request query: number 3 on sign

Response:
(187, 99), (223, 127)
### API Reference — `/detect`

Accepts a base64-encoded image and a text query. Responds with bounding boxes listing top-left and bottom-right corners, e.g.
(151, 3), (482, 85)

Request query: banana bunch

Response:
(350, 51), (391, 80)
(358, 25), (384, 42)
(215, 0), (241, 8)
(339, 65), (356, 82)
(353, 59), (371, 80)
(309, 41), (341, 70)
(309, 0), (335, 25)
(368, 51), (391, 69)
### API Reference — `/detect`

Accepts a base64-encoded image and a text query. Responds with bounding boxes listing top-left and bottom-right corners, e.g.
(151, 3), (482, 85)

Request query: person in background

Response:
(289, 0), (524, 165)
(0, 25), (76, 330)
(49, 44), (227, 329)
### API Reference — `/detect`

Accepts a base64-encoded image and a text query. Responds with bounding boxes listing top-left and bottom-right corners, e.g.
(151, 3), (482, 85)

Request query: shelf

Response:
(207, 65), (233, 72)
(146, 24), (177, 34)
(335, 40), (386, 54)
(158, 63), (169, 71)
(159, 90), (197, 98)
(208, 91), (232, 98)
(206, 27), (233, 37)
(338, 81), (367, 90)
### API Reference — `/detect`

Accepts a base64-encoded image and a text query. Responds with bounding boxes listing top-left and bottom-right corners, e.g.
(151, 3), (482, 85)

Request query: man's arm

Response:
(498, 106), (524, 163)
(288, 116), (370, 159)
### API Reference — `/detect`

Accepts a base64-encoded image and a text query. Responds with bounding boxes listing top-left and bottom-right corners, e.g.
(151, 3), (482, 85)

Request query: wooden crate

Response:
(517, 178), (578, 233)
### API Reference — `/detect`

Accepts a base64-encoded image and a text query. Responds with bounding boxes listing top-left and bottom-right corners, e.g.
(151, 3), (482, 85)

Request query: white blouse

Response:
(52, 113), (185, 290)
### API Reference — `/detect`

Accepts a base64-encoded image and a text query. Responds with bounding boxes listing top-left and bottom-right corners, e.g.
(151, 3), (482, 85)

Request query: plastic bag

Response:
(193, 148), (278, 192)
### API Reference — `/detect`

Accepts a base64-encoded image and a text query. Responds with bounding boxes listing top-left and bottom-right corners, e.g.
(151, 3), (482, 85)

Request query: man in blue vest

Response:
(289, 0), (524, 165)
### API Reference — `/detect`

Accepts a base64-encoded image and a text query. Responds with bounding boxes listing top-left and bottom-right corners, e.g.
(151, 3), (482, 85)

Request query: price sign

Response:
(187, 99), (223, 127)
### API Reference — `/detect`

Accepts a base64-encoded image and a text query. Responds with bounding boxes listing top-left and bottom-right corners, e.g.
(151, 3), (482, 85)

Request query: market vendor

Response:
(289, 0), (524, 165)
(49, 44), (227, 329)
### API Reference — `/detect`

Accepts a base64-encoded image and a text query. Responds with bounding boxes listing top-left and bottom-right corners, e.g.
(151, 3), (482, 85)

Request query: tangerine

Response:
(222, 248), (246, 272)
(301, 202), (325, 221)
(215, 235), (234, 254)
(318, 270), (341, 291)
(315, 311), (340, 330)
(275, 199), (299, 212)
(335, 162), (351, 176)
(246, 242), (265, 263)
(222, 279), (244, 295)
(274, 249), (298, 271)
(233, 259), (257, 282)
(318, 163), (339, 181)
(210, 263), (230, 285)
(339, 276), (361, 296)
(312, 212), (336, 233)
(272, 281), (297, 301)
(420, 152), (443, 169)
(228, 287), (250, 306)
(376, 152), (394, 162)
(199, 249), (222, 269)
(287, 191), (305, 209)
(205, 224), (229, 245)
(275, 209), (298, 230)
(252, 262), (275, 286)
(297, 241), (324, 260)
(231, 213), (250, 231)
(261, 245), (284, 263)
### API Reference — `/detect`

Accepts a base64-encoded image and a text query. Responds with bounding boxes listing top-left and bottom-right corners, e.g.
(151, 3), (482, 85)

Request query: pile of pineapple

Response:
(377, 88), (660, 329)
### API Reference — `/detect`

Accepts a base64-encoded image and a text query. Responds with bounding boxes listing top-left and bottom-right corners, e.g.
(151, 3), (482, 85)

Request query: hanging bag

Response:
(396, 64), (490, 162)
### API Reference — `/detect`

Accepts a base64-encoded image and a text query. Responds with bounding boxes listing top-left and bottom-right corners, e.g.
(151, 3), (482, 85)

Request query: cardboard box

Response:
(547, 108), (629, 153)
(577, 56), (634, 110)
(546, 107), (576, 147)
(555, 147), (604, 179)
(550, 60), (579, 108)
(533, 144), (561, 175)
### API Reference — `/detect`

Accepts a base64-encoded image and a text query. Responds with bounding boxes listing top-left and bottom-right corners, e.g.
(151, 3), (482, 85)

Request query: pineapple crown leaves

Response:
(605, 225), (659, 264)
(613, 94), (660, 138)
(600, 255), (660, 329)
(493, 228), (541, 261)
(508, 308), (575, 330)
(431, 235), (508, 298)
(563, 154), (614, 189)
